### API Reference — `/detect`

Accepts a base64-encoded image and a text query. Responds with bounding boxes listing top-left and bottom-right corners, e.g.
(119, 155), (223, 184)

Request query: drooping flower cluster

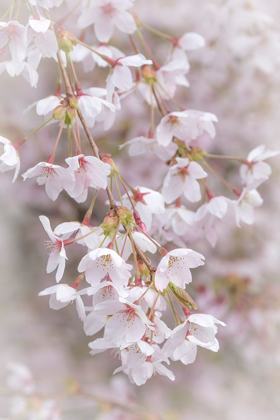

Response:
(0, 0), (278, 387)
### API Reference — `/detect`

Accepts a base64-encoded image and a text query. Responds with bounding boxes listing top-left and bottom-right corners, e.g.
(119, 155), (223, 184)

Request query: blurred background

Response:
(0, 0), (280, 418)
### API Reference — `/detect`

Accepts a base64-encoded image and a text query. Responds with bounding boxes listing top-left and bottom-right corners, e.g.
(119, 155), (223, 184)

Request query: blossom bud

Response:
(116, 207), (134, 227)
(138, 260), (150, 278)
(102, 214), (119, 238)
(102, 155), (119, 175)
(142, 65), (157, 84)
(168, 282), (197, 310)
(66, 106), (76, 121)
(53, 105), (67, 120)
(57, 28), (77, 53)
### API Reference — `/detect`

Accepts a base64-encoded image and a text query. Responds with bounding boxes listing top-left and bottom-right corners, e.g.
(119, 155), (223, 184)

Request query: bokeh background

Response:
(1, 0), (280, 418)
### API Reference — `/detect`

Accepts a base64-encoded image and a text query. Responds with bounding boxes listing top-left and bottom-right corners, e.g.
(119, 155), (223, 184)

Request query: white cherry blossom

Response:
(231, 182), (264, 227)
(106, 54), (152, 96)
(28, 18), (58, 59)
(156, 110), (217, 147)
(65, 154), (111, 203)
(78, 0), (136, 42)
(195, 196), (229, 221)
(155, 248), (205, 292)
(156, 59), (190, 98)
(162, 157), (207, 204)
(39, 284), (85, 321)
(39, 216), (68, 282)
(78, 88), (116, 129)
(171, 32), (205, 63)
(240, 144), (279, 185)
(0, 136), (20, 182)
(54, 221), (102, 250)
(94, 298), (154, 345)
(120, 135), (177, 161)
(22, 162), (74, 201)
(78, 248), (132, 288)
(71, 43), (124, 72)
(0, 21), (27, 62)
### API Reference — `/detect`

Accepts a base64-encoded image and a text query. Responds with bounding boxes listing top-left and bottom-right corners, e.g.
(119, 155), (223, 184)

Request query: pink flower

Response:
(22, 162), (74, 201)
(65, 154), (111, 203)
(78, 0), (136, 42)
(39, 284), (85, 321)
(39, 215), (67, 282)
(171, 32), (205, 63)
(78, 248), (132, 288)
(0, 20), (27, 62)
(106, 54), (152, 95)
(240, 144), (279, 185)
(162, 157), (207, 204)
(28, 18), (58, 59)
(155, 248), (205, 292)
(156, 110), (217, 147)
(94, 298), (154, 345)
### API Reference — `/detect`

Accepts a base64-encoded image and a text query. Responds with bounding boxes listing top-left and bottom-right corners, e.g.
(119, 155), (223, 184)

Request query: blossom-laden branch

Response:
(0, 0), (279, 389)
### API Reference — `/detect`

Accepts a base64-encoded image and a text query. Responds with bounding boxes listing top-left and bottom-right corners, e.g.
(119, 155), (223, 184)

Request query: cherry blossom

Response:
(0, 136), (20, 182)
(231, 183), (264, 227)
(164, 314), (225, 365)
(64, 154), (111, 203)
(106, 54), (152, 97)
(78, 0), (136, 42)
(94, 298), (154, 345)
(156, 59), (190, 98)
(78, 88), (116, 129)
(162, 157), (207, 204)
(240, 144), (279, 185)
(78, 248), (132, 288)
(120, 135), (178, 161)
(195, 196), (229, 221)
(22, 162), (74, 201)
(115, 343), (175, 386)
(155, 248), (205, 292)
(171, 32), (205, 63)
(39, 284), (85, 320)
(39, 215), (67, 282)
(156, 110), (218, 147)
(27, 18), (58, 59)
(0, 20), (27, 62)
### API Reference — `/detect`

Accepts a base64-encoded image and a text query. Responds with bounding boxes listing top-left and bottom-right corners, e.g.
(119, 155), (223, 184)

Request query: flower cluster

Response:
(0, 0), (278, 386)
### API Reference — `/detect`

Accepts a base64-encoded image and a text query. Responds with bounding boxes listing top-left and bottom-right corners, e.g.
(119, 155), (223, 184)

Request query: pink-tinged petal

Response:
(94, 300), (125, 315)
(111, 65), (133, 90)
(195, 203), (208, 221)
(208, 196), (228, 219)
(179, 32), (205, 50)
(119, 53), (151, 67)
(154, 362), (175, 381)
(45, 174), (63, 201)
(77, 7), (99, 29)
(38, 285), (59, 296)
(155, 270), (170, 292)
(183, 176), (202, 203)
(56, 256), (65, 282)
(162, 173), (184, 204)
(205, 228), (217, 248)
(247, 144), (266, 162)
(114, 10), (136, 34)
(34, 30), (58, 58)
(56, 285), (75, 302)
(95, 13), (114, 42)
(46, 250), (59, 274)
(75, 296), (86, 321)
(252, 161), (271, 179)
(187, 161), (207, 179)
(54, 221), (81, 236)
(126, 315), (146, 343)
(84, 311), (106, 335)
(39, 215), (56, 241)
(36, 96), (60, 115)
(29, 18), (50, 33)
(49, 294), (69, 310)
